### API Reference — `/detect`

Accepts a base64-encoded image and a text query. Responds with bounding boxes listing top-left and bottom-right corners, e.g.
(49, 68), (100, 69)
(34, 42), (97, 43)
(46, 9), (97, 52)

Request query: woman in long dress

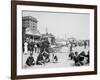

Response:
(24, 41), (28, 54)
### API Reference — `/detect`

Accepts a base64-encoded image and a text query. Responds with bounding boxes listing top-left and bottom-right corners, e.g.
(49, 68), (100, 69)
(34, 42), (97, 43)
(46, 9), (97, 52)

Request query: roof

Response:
(42, 33), (55, 38)
(25, 27), (40, 36)
(22, 16), (38, 23)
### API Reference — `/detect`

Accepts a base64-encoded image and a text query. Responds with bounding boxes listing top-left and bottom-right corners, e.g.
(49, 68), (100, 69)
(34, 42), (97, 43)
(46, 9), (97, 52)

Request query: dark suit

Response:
(26, 56), (35, 66)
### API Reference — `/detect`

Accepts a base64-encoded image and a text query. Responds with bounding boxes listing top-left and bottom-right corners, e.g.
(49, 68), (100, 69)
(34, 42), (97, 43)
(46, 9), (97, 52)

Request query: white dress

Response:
(24, 42), (28, 54)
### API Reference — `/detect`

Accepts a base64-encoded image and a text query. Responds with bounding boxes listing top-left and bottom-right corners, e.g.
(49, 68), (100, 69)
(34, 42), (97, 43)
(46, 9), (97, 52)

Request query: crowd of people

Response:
(24, 39), (41, 54)
(23, 38), (90, 67)
(68, 40), (90, 66)
(69, 51), (89, 66)
(24, 38), (58, 67)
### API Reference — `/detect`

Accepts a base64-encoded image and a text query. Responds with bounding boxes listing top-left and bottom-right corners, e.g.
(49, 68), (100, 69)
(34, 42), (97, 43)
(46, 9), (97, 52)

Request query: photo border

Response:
(11, 1), (97, 80)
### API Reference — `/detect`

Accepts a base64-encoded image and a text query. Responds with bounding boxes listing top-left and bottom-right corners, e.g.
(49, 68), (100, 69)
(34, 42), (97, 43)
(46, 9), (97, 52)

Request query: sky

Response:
(22, 10), (90, 40)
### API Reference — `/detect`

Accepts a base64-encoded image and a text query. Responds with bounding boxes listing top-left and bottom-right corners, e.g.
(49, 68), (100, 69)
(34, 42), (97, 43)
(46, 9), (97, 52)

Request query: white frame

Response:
(17, 5), (95, 76)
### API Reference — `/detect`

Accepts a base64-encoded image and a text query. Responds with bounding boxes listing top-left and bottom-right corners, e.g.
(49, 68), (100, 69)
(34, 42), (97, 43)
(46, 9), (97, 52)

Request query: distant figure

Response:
(69, 51), (74, 60)
(26, 53), (35, 66)
(86, 51), (89, 64)
(70, 44), (73, 52)
(66, 41), (68, 47)
(84, 41), (87, 49)
(31, 41), (34, 54)
(69, 42), (73, 53)
(34, 42), (37, 53)
(37, 41), (40, 53)
(24, 41), (28, 54)
(28, 41), (33, 54)
(52, 53), (58, 63)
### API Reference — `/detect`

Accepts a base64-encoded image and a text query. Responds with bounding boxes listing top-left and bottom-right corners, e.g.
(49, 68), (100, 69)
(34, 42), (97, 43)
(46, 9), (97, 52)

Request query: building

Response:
(41, 32), (55, 45)
(22, 16), (41, 42)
